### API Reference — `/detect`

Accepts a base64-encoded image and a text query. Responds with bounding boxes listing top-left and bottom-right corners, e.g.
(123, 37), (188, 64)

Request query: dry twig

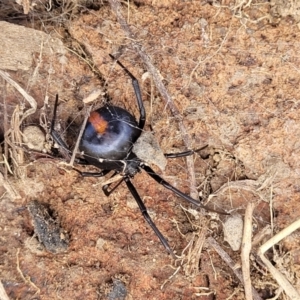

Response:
(16, 248), (40, 295)
(69, 105), (92, 166)
(2, 79), (8, 180)
(241, 202), (255, 300)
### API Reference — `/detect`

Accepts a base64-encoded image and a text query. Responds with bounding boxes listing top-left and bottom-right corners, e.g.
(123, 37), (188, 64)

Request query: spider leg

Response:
(141, 164), (228, 215)
(124, 177), (175, 257)
(109, 54), (146, 131)
(164, 145), (208, 158)
(102, 173), (125, 196)
(75, 169), (111, 178)
(74, 167), (123, 196)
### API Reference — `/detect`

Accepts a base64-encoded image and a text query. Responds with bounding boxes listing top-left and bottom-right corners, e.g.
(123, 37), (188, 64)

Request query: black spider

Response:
(50, 55), (227, 256)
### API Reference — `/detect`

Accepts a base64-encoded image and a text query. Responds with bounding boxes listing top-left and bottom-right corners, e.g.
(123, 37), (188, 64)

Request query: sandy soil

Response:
(1, 1), (300, 299)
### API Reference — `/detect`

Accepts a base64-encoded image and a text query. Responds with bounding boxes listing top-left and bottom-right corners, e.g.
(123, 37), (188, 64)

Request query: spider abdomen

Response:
(79, 105), (141, 170)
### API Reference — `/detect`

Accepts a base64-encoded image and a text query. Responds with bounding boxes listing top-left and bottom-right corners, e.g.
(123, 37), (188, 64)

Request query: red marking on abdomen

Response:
(89, 111), (108, 134)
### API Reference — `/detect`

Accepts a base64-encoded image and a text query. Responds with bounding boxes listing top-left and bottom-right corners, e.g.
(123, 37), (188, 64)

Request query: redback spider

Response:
(50, 54), (228, 256)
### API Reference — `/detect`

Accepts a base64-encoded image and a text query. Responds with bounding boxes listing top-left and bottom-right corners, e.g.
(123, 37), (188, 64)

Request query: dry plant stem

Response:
(241, 202), (255, 300)
(16, 249), (40, 295)
(69, 105), (92, 166)
(0, 280), (10, 300)
(207, 237), (262, 300)
(2, 79), (8, 179)
(257, 219), (300, 300)
(108, 0), (198, 199)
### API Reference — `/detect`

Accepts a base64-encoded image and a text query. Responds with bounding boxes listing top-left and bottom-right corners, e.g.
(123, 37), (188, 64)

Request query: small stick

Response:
(241, 202), (255, 300)
(16, 249), (40, 295)
(69, 104), (92, 166)
(2, 79), (8, 179)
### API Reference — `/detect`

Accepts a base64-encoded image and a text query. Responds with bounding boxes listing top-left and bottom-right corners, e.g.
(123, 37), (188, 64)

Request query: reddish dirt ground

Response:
(1, 1), (300, 299)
